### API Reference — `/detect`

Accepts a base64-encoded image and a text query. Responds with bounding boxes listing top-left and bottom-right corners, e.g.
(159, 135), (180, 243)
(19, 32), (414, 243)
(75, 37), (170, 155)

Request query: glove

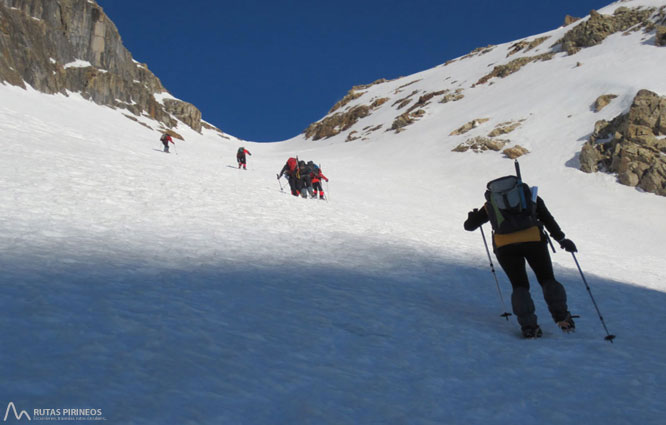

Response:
(558, 238), (577, 253)
(463, 209), (481, 231)
(325, 178), (329, 182)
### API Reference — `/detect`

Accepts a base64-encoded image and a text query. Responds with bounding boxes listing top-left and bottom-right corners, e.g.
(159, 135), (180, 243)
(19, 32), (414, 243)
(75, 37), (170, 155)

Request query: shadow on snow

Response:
(0, 244), (664, 425)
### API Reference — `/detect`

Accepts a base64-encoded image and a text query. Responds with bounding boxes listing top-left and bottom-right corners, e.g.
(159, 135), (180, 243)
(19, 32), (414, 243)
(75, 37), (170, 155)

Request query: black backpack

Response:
(484, 175), (538, 234)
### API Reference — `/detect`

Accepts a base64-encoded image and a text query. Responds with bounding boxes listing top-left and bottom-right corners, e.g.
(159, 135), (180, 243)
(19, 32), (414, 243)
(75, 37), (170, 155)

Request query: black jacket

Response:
(464, 196), (565, 241)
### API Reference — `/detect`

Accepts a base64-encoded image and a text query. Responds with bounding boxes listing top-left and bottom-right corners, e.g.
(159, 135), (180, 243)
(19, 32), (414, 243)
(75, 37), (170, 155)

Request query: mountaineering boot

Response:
(522, 326), (543, 339)
(557, 313), (576, 333)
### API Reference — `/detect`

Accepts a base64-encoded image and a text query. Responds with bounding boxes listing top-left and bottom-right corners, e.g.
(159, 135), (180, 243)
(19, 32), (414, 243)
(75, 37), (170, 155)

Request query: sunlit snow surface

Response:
(1, 1), (666, 423)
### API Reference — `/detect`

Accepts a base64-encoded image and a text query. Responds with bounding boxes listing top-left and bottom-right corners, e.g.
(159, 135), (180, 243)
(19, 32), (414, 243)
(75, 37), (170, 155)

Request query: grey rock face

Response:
(657, 25), (666, 46)
(0, 0), (207, 133)
(556, 7), (656, 55)
(579, 90), (666, 196)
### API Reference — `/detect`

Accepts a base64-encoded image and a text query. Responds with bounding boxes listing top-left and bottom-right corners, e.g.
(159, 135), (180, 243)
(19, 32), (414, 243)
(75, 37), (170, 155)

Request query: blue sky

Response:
(97, 0), (610, 141)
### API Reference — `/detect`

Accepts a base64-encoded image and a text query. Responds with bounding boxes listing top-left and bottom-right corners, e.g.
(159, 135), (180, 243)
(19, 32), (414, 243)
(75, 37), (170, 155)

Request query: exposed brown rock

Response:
(450, 118), (490, 136)
(503, 145), (530, 159)
(163, 98), (202, 133)
(507, 37), (550, 57)
(329, 90), (365, 113)
(370, 97), (389, 108)
(656, 25), (666, 46)
(476, 53), (555, 85)
(579, 89), (666, 196)
(461, 45), (496, 60)
(392, 90), (419, 109)
(406, 90), (446, 114)
(556, 7), (656, 55)
(122, 114), (153, 130)
(488, 121), (522, 137)
(440, 89), (464, 104)
(594, 94), (618, 112)
(352, 78), (388, 91)
(202, 121), (231, 139)
(452, 137), (510, 153)
(346, 131), (360, 142)
(394, 79), (421, 94)
(507, 41), (529, 57)
(304, 105), (371, 140)
(390, 109), (425, 133)
(563, 15), (581, 26)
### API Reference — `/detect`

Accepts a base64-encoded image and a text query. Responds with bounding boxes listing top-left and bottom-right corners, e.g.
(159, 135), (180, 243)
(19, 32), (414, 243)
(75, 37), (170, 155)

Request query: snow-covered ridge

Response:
(307, 0), (665, 142)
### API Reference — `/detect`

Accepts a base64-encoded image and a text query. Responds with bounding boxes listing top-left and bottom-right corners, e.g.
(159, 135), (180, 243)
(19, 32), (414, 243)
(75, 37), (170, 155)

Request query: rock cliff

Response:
(579, 90), (666, 196)
(0, 0), (208, 133)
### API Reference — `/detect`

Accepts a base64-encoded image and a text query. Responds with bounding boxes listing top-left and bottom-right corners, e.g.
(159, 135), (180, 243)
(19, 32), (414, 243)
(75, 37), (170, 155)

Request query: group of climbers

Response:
(159, 134), (329, 199)
(277, 157), (328, 199)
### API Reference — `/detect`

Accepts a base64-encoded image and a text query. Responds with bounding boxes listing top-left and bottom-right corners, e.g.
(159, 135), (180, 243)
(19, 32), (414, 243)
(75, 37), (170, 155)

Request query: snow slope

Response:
(1, 1), (665, 424)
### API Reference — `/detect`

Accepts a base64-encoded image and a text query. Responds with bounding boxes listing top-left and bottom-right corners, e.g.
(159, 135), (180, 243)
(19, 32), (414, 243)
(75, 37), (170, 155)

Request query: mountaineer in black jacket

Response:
(465, 192), (577, 339)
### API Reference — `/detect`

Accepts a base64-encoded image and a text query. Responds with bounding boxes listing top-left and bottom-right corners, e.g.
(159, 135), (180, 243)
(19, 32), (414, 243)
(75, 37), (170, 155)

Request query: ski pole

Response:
(325, 180), (330, 201)
(479, 225), (512, 320)
(571, 252), (616, 343)
(277, 174), (284, 192)
(545, 233), (557, 253)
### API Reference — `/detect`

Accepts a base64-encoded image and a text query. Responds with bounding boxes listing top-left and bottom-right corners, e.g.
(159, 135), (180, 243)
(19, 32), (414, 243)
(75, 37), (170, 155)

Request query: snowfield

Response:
(1, 1), (666, 423)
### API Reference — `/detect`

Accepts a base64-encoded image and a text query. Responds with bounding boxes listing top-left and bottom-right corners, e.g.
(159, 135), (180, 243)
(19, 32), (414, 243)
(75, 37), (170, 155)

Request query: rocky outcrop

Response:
(406, 91), (445, 113)
(440, 89), (464, 104)
(304, 105), (371, 140)
(450, 118), (490, 136)
(503, 145), (529, 159)
(488, 121), (522, 137)
(328, 79), (389, 113)
(563, 15), (581, 27)
(593, 94), (618, 112)
(163, 99), (202, 132)
(329, 90), (365, 113)
(507, 37), (549, 57)
(556, 7), (656, 55)
(392, 90), (419, 109)
(0, 0), (208, 133)
(656, 25), (666, 46)
(475, 53), (555, 85)
(390, 109), (425, 133)
(579, 90), (666, 196)
(452, 136), (509, 153)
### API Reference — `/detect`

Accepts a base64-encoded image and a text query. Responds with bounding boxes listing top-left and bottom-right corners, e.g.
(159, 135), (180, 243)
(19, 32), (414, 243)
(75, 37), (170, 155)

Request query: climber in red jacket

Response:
(237, 147), (252, 169)
(311, 165), (329, 200)
(160, 133), (174, 153)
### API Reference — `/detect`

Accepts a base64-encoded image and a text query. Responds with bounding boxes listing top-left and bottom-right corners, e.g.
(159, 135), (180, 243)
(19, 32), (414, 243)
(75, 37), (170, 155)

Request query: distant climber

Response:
(310, 163), (329, 200)
(160, 133), (174, 153)
(278, 157), (300, 196)
(297, 160), (314, 198)
(237, 147), (252, 170)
